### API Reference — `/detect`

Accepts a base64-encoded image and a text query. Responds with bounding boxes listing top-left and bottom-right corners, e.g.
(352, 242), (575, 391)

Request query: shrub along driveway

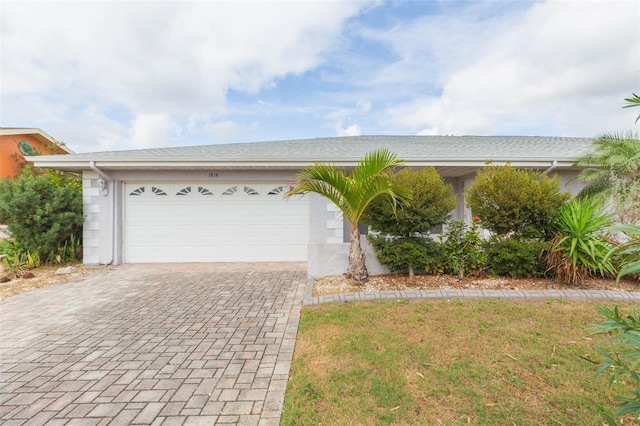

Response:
(0, 262), (306, 425)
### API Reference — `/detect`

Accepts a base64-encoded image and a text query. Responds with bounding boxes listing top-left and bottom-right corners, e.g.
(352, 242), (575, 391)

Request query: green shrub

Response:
(465, 164), (570, 239)
(545, 197), (615, 285)
(365, 168), (456, 277)
(365, 167), (457, 237)
(483, 238), (549, 278)
(590, 305), (640, 423)
(368, 235), (445, 276)
(0, 169), (83, 261)
(439, 219), (486, 278)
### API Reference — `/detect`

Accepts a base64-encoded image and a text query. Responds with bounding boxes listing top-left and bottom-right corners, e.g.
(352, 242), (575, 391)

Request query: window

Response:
(222, 186), (237, 195)
(129, 187), (145, 196)
(244, 186), (259, 195)
(198, 186), (213, 196)
(268, 185), (291, 195)
(176, 187), (192, 196)
(152, 187), (167, 196)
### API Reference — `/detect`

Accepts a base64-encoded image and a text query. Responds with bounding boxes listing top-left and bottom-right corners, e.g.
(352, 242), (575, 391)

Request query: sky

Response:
(1, 0), (639, 154)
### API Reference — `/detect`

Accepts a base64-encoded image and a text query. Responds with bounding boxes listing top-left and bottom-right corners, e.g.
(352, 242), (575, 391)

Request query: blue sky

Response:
(1, 0), (638, 153)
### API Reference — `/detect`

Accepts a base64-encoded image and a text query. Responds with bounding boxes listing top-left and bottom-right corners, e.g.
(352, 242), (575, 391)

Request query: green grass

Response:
(281, 299), (636, 425)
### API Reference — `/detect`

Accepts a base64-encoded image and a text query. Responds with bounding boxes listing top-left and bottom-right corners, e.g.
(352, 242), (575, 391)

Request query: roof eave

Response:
(27, 156), (580, 171)
(1, 128), (74, 154)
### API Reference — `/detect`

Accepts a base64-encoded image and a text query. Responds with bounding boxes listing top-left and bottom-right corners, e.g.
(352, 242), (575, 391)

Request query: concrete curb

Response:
(304, 287), (640, 306)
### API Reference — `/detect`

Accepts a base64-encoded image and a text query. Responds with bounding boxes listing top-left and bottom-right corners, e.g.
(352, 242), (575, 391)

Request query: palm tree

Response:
(287, 149), (409, 282)
(576, 132), (640, 223)
(623, 92), (640, 123)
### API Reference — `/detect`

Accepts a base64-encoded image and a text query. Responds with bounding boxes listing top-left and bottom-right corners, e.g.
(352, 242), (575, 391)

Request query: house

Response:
(0, 128), (73, 178)
(28, 135), (592, 277)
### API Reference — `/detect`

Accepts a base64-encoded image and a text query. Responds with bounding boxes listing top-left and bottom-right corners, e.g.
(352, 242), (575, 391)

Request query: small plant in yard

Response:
(591, 305), (640, 424)
(0, 240), (41, 274)
(52, 233), (82, 264)
(439, 219), (486, 278)
(465, 163), (570, 240)
(367, 235), (445, 275)
(607, 224), (640, 281)
(545, 197), (615, 285)
(365, 167), (456, 277)
(483, 237), (549, 278)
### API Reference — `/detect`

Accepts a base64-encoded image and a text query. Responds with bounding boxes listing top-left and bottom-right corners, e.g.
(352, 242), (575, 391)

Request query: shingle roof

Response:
(28, 135), (594, 175)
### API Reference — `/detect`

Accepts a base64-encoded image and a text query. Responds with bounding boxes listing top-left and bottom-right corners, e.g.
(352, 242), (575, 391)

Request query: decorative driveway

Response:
(0, 263), (307, 425)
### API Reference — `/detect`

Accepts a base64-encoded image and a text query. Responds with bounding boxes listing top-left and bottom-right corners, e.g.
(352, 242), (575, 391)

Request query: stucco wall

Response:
(81, 167), (587, 273)
(307, 192), (389, 278)
(0, 134), (67, 178)
(82, 171), (113, 264)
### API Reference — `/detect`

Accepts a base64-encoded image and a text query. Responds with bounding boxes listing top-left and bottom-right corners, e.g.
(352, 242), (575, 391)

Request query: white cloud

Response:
(204, 120), (258, 142)
(2, 0), (636, 150)
(1, 1), (371, 151)
(335, 120), (362, 136)
(130, 114), (175, 149)
(370, 0), (639, 137)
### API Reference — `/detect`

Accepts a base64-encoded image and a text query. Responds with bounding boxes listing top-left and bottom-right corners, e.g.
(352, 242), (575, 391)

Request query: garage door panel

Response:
(262, 224), (286, 237)
(286, 223), (308, 236)
(124, 182), (308, 263)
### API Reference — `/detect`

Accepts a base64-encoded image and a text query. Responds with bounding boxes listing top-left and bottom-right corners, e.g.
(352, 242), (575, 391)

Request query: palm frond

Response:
(352, 149), (404, 183)
(576, 133), (640, 191)
(287, 149), (408, 225)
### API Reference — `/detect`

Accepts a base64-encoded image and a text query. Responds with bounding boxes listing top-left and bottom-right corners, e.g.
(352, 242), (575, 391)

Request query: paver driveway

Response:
(0, 263), (307, 425)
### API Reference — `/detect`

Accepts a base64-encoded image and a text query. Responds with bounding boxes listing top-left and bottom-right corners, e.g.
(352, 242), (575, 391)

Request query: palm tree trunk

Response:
(347, 225), (368, 283)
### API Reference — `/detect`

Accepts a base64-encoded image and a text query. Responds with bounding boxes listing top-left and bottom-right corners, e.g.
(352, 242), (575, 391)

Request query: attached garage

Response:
(123, 182), (309, 262)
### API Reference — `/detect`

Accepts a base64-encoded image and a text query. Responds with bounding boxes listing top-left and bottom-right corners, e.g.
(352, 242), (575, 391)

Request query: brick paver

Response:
(305, 286), (640, 305)
(1, 263), (306, 425)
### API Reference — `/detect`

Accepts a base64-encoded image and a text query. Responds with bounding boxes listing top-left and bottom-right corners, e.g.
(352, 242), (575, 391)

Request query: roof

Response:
(27, 135), (594, 177)
(0, 127), (74, 154)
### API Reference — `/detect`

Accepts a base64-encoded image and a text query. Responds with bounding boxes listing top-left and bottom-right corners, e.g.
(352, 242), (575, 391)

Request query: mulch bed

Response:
(313, 273), (640, 296)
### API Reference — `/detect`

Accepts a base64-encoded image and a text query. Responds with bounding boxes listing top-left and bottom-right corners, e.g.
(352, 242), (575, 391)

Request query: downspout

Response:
(89, 161), (115, 265)
(543, 160), (558, 175)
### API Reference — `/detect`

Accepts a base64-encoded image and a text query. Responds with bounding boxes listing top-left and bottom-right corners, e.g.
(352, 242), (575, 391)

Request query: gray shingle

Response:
(45, 135), (593, 161)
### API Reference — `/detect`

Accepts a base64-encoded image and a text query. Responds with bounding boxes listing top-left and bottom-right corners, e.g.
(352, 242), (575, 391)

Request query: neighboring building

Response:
(0, 128), (73, 178)
(29, 135), (592, 277)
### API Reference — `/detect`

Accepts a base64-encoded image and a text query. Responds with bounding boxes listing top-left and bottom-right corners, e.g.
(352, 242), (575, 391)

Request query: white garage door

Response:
(124, 183), (308, 262)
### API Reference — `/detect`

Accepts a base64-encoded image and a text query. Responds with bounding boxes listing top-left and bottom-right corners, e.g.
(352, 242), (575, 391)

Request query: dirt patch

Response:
(313, 273), (640, 296)
(0, 264), (103, 301)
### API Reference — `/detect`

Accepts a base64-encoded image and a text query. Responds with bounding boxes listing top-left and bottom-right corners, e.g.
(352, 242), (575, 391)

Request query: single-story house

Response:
(0, 127), (73, 179)
(29, 135), (593, 277)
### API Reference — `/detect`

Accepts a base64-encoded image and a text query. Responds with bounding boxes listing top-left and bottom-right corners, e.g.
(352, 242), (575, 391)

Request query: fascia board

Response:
(27, 156), (579, 170)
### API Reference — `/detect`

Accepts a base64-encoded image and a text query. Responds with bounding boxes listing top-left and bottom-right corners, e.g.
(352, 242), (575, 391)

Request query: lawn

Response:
(282, 299), (637, 425)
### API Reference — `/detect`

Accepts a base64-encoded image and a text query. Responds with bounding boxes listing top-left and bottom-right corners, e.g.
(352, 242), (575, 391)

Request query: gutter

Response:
(28, 157), (579, 171)
(89, 161), (115, 265)
(543, 160), (558, 174)
(89, 161), (113, 195)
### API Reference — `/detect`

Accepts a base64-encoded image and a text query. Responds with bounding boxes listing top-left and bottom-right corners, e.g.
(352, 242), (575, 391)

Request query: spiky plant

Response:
(545, 197), (615, 285)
